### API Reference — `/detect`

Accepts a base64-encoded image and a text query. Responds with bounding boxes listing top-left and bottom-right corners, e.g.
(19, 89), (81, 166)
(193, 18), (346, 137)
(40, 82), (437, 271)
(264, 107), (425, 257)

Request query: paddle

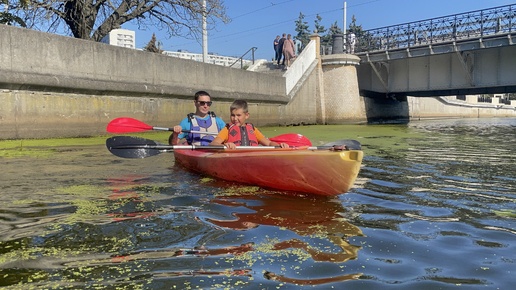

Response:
(106, 117), (218, 135)
(106, 117), (311, 146)
(107, 136), (361, 159)
(107, 136), (280, 158)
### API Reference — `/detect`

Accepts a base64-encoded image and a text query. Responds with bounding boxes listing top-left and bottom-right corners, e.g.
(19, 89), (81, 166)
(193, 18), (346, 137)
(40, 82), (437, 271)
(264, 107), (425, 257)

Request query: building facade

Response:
(101, 29), (135, 49)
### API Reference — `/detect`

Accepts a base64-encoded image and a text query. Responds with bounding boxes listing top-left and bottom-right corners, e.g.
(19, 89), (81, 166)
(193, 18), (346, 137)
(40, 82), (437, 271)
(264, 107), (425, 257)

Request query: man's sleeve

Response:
(216, 117), (226, 131)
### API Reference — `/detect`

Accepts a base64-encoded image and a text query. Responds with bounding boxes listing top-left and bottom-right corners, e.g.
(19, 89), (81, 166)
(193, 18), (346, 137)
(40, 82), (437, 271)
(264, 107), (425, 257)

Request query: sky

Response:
(124, 0), (515, 60)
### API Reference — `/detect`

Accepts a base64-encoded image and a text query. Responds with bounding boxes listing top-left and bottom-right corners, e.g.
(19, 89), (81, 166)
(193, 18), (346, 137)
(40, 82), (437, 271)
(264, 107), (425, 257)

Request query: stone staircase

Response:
(248, 60), (286, 76)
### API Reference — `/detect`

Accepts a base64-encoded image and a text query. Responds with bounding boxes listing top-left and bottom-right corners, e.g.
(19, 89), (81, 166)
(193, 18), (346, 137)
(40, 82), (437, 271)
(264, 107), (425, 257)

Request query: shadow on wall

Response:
(362, 92), (410, 124)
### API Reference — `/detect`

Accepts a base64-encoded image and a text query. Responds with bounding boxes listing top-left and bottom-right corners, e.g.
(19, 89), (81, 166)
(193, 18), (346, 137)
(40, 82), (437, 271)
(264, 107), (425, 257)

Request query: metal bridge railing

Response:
(356, 4), (516, 53)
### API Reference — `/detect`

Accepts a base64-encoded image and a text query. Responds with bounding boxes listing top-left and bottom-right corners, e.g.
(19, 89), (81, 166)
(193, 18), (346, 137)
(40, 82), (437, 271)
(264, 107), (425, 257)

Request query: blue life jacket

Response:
(187, 112), (219, 145)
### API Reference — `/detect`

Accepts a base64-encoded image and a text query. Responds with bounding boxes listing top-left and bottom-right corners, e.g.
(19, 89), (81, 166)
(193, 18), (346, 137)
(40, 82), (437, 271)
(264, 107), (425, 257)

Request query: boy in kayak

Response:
(169, 91), (226, 145)
(210, 100), (289, 149)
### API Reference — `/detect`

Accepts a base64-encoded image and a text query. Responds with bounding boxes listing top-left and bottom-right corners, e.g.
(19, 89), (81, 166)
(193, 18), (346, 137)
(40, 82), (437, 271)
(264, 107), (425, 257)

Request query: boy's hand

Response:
(224, 142), (237, 149)
(269, 141), (289, 148)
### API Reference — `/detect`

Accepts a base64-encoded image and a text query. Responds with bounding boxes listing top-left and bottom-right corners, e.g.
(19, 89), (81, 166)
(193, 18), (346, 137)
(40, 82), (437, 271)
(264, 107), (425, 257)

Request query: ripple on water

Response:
(2, 120), (516, 289)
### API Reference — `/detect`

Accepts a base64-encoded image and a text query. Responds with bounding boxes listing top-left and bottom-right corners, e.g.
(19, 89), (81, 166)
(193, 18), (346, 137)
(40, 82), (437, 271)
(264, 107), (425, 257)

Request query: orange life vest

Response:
(227, 123), (259, 146)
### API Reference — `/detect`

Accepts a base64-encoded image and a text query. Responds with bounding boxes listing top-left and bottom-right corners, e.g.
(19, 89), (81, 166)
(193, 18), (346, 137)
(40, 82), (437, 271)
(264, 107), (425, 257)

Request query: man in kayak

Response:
(210, 100), (289, 149)
(169, 91), (226, 145)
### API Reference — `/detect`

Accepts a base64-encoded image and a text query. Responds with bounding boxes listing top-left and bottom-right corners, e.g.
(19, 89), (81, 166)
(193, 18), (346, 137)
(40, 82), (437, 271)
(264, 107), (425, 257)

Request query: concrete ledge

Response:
(437, 96), (516, 110)
(321, 54), (361, 66)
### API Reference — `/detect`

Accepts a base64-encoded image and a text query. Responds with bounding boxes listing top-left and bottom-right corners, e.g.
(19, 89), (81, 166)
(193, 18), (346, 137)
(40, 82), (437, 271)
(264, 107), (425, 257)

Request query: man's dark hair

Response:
(194, 91), (211, 101)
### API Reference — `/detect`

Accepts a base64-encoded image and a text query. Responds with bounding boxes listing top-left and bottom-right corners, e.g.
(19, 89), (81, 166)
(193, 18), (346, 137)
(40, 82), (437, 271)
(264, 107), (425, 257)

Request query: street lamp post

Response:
(202, 0), (208, 63)
(343, 1), (347, 52)
(343, 1), (347, 32)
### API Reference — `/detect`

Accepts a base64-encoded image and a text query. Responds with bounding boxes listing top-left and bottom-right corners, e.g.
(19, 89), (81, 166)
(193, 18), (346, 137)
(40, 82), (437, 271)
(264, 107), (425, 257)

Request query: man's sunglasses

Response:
(197, 101), (213, 106)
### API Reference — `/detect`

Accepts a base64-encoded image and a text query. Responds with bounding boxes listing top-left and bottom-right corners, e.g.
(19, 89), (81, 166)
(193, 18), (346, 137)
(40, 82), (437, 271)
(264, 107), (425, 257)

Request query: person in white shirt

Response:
(348, 30), (356, 54)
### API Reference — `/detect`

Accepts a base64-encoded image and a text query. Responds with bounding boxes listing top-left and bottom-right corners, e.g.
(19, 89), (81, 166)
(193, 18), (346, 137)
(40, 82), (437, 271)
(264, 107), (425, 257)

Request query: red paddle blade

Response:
(270, 133), (312, 147)
(106, 117), (153, 133)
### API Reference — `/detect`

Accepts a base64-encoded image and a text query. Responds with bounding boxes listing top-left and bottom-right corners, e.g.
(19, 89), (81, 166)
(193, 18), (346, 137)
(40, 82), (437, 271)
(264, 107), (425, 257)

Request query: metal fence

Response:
(356, 4), (516, 53)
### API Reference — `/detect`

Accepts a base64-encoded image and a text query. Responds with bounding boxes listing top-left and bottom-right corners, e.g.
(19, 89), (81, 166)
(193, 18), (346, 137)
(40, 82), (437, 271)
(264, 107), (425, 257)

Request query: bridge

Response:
(354, 4), (516, 98)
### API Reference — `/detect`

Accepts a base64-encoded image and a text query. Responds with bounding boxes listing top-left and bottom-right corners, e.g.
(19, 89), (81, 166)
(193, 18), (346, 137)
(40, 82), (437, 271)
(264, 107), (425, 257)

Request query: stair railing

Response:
(229, 47), (258, 69)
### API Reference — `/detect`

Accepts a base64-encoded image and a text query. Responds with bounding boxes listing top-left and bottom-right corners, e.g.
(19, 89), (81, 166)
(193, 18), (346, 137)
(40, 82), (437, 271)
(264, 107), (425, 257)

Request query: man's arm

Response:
(169, 118), (189, 145)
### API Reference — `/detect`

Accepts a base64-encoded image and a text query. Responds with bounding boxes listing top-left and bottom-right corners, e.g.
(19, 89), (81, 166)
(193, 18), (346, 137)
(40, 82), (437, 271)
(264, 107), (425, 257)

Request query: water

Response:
(1, 118), (515, 289)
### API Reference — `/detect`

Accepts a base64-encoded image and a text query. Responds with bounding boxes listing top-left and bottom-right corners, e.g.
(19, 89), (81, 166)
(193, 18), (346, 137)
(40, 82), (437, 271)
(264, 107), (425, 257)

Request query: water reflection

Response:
(82, 182), (366, 287)
(2, 118), (516, 289)
(1, 168), (366, 288)
(196, 188), (364, 284)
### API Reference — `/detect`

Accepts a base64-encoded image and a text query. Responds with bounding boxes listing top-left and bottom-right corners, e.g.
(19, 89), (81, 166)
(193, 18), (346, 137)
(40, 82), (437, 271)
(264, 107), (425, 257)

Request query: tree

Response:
(294, 12), (310, 52)
(314, 14), (326, 35)
(8, 0), (228, 43)
(314, 14), (330, 47)
(348, 15), (370, 53)
(143, 33), (163, 53)
(320, 20), (342, 48)
(0, 0), (26, 26)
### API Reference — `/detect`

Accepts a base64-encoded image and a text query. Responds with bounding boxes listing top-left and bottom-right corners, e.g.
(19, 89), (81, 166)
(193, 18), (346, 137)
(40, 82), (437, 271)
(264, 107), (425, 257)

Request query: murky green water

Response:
(1, 118), (515, 289)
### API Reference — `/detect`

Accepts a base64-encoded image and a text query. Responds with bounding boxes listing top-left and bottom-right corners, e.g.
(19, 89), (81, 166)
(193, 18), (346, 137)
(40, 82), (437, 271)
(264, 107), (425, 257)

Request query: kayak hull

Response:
(173, 147), (363, 196)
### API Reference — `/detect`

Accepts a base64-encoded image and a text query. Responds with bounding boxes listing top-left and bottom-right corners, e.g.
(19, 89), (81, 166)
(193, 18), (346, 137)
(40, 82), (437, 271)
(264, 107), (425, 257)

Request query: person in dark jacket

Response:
(276, 33), (286, 66)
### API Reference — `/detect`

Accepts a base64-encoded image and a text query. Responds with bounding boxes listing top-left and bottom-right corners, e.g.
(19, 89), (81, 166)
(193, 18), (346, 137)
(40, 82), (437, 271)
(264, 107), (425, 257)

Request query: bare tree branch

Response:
(9, 0), (228, 43)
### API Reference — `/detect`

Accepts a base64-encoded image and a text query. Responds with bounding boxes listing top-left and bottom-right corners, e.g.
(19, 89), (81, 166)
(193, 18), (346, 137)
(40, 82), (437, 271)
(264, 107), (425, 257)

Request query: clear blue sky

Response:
(125, 0), (515, 60)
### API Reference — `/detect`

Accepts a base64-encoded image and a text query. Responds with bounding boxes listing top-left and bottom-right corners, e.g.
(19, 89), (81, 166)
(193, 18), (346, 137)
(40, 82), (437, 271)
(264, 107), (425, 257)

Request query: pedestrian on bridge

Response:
(347, 30), (356, 54)
(277, 33), (286, 66)
(273, 35), (280, 61)
(283, 34), (296, 68)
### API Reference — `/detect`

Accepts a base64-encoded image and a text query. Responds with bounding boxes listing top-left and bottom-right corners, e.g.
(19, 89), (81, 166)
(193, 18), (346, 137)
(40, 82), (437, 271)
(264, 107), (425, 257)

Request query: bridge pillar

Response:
(321, 54), (367, 123)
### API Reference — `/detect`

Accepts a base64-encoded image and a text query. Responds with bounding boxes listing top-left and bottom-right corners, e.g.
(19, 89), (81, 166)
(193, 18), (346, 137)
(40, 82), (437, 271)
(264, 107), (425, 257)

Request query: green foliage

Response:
(314, 14), (330, 48)
(293, 12), (349, 52)
(314, 14), (326, 35)
(348, 15), (373, 52)
(329, 21), (343, 35)
(294, 12), (310, 52)
(322, 21), (343, 48)
(143, 33), (163, 54)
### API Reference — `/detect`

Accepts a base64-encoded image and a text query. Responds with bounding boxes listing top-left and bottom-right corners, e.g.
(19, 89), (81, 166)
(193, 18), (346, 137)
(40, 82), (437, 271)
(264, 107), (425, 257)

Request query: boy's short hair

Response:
(194, 90), (211, 101)
(230, 100), (248, 113)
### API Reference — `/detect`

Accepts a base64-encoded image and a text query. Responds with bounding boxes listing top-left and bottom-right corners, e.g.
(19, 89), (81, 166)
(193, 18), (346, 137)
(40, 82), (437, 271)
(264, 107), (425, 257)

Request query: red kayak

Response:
(174, 146), (363, 196)
(105, 134), (363, 196)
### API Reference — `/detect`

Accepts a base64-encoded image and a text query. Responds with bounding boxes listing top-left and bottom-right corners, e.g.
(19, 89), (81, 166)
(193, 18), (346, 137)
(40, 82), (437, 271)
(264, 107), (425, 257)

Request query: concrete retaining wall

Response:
(408, 96), (516, 119)
(0, 25), (320, 139)
(0, 26), (286, 101)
